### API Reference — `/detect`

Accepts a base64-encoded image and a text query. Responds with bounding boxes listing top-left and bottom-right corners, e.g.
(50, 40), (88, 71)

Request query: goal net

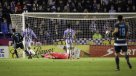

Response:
(10, 13), (136, 45)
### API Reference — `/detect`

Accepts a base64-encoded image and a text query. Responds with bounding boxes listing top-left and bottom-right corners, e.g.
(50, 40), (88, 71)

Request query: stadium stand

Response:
(0, 0), (136, 44)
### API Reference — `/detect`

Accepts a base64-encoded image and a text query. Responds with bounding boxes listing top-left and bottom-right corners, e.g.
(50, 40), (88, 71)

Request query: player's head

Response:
(12, 28), (16, 33)
(67, 24), (71, 29)
(118, 15), (123, 21)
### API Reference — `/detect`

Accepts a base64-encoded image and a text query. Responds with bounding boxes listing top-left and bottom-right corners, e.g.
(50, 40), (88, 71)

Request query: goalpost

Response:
(10, 13), (136, 44)
(10, 13), (136, 57)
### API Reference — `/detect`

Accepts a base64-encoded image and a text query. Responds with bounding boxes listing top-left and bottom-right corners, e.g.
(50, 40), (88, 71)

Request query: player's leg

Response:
(70, 39), (75, 59)
(75, 49), (80, 59)
(65, 39), (70, 58)
(14, 49), (19, 58)
(27, 42), (33, 59)
(13, 44), (19, 58)
(20, 43), (26, 58)
(114, 46), (121, 71)
(70, 45), (75, 59)
(24, 42), (29, 56)
(122, 46), (132, 69)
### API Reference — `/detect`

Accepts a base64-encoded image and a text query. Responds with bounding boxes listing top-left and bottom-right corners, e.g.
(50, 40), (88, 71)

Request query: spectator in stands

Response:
(126, 6), (131, 12)
(93, 30), (102, 39)
(1, 18), (8, 38)
(117, 7), (122, 12)
(92, 0), (98, 12)
(63, 5), (70, 12)
(77, 2), (83, 12)
(32, 0), (39, 12)
(23, 4), (28, 13)
(57, 0), (64, 12)
(92, 30), (103, 45)
(109, 5), (116, 18)
(15, 2), (22, 13)
(89, 20), (97, 33)
(132, 5), (136, 12)
(96, 4), (102, 12)
(38, 5), (44, 12)
(10, 0), (16, 13)
(109, 5), (116, 13)
(0, 2), (2, 32)
(83, 9), (88, 13)
(103, 7), (107, 12)
(41, 1), (47, 12)
(50, 5), (56, 12)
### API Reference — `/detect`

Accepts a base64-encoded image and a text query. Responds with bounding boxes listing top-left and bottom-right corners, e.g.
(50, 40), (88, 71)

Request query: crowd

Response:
(0, 0), (136, 40)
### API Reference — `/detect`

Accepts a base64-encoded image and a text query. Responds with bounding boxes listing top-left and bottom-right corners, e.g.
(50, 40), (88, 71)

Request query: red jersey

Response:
(44, 52), (68, 59)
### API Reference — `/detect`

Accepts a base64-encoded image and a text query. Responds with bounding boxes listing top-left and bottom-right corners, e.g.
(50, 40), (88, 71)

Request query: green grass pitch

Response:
(0, 58), (135, 76)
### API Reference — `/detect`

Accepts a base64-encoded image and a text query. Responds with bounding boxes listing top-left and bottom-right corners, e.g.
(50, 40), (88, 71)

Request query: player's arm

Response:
(22, 31), (25, 38)
(63, 31), (66, 39)
(19, 33), (23, 41)
(112, 23), (118, 36)
(112, 28), (118, 36)
(126, 22), (129, 38)
(31, 30), (37, 39)
(11, 35), (14, 45)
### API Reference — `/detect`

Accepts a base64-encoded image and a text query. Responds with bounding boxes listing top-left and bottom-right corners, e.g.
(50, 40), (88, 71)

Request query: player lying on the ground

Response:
(41, 46), (80, 59)
(41, 51), (69, 59)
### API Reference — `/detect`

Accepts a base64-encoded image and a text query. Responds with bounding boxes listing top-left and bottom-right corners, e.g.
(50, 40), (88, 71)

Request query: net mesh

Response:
(10, 13), (136, 45)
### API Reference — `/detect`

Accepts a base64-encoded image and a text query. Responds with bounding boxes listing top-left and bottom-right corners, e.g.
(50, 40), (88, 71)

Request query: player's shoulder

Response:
(114, 21), (119, 25)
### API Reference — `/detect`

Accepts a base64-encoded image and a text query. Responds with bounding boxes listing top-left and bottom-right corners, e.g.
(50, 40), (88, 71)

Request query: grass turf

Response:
(0, 58), (135, 76)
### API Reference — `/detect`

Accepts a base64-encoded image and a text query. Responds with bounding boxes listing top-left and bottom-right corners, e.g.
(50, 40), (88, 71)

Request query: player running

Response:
(11, 28), (25, 58)
(63, 24), (76, 59)
(112, 15), (132, 71)
(23, 24), (37, 59)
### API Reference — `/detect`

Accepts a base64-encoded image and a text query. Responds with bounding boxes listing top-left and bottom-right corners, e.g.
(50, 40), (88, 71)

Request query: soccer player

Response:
(23, 24), (37, 59)
(63, 24), (76, 59)
(112, 15), (132, 71)
(42, 52), (69, 59)
(11, 28), (24, 58)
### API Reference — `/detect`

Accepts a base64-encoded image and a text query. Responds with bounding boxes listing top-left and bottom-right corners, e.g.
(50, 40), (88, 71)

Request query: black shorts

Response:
(14, 43), (24, 49)
(114, 46), (127, 53)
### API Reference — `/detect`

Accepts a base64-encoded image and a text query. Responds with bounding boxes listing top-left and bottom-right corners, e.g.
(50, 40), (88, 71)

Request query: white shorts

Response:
(65, 39), (73, 48)
(24, 41), (32, 50)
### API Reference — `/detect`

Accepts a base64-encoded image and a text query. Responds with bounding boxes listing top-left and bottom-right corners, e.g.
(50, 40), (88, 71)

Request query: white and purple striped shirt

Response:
(23, 28), (37, 42)
(64, 28), (76, 40)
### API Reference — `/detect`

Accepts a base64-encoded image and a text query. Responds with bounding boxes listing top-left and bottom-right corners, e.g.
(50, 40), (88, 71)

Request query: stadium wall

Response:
(89, 45), (136, 57)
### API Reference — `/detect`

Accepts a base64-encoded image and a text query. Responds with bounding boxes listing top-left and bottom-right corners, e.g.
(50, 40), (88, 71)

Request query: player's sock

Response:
(125, 55), (132, 69)
(115, 56), (120, 70)
(14, 49), (19, 58)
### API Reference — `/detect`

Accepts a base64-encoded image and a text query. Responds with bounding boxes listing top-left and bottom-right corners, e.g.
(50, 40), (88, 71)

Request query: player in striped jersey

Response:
(23, 24), (37, 59)
(112, 15), (132, 71)
(63, 24), (76, 58)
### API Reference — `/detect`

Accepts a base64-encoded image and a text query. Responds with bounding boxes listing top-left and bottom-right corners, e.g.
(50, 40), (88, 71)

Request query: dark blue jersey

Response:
(12, 33), (23, 44)
(114, 21), (128, 46)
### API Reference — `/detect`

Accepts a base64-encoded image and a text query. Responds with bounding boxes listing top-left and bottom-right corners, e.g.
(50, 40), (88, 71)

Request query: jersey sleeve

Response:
(63, 31), (66, 38)
(11, 34), (15, 43)
(18, 33), (23, 41)
(114, 22), (119, 28)
(31, 30), (37, 39)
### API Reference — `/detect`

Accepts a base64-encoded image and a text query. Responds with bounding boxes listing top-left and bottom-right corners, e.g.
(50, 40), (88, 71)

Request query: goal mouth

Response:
(10, 13), (136, 45)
